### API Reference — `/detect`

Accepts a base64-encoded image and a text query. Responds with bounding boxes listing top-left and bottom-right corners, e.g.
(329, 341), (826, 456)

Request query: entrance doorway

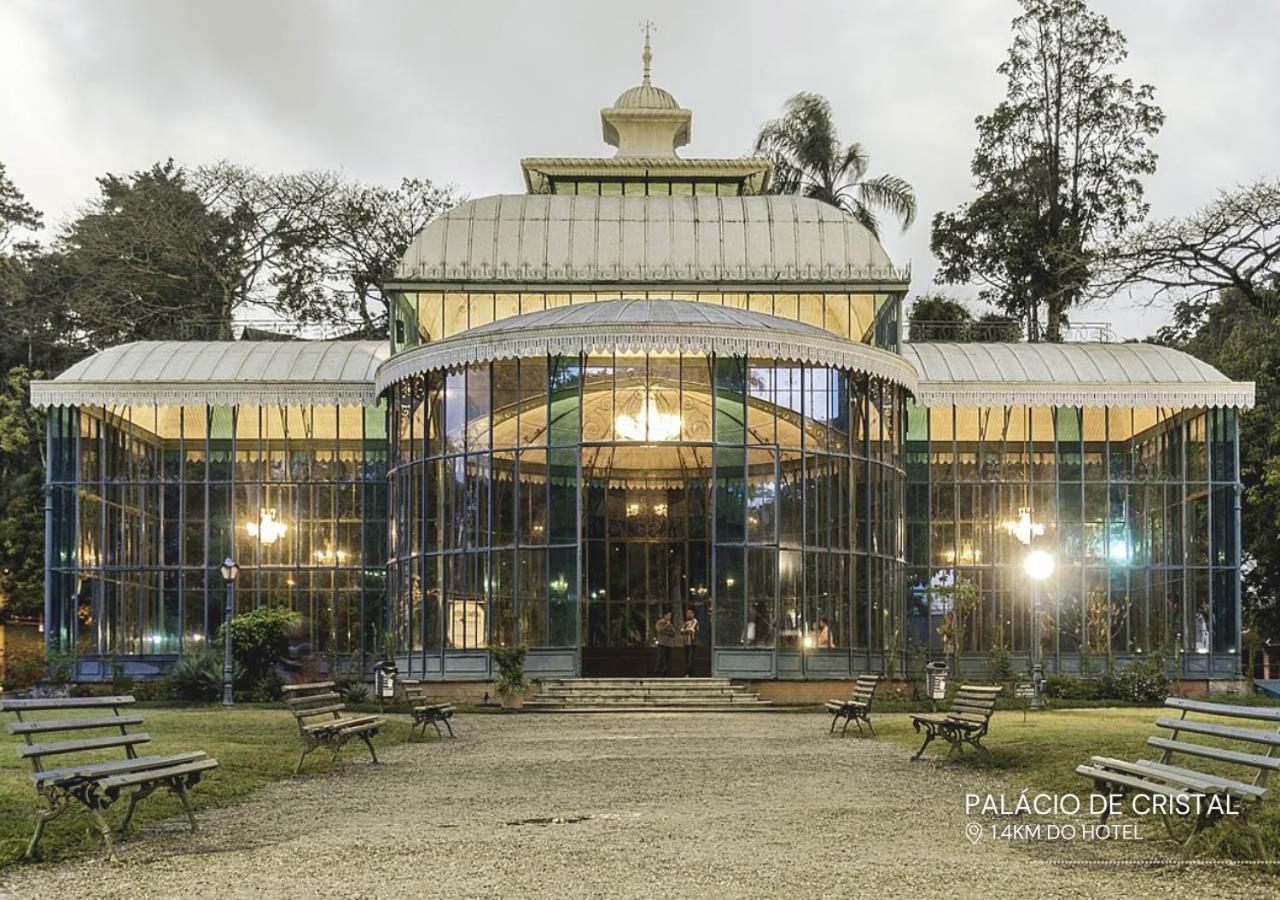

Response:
(580, 442), (711, 677)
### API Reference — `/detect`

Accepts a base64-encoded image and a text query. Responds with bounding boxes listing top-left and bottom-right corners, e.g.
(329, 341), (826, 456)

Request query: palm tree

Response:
(754, 92), (916, 238)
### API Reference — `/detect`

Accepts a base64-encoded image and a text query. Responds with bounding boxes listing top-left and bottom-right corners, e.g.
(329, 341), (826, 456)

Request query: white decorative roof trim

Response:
(913, 381), (1255, 410)
(377, 323), (917, 395)
(31, 380), (380, 409)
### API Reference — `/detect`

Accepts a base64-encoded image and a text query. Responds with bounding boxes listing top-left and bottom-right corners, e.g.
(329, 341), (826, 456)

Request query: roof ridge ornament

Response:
(641, 20), (654, 86)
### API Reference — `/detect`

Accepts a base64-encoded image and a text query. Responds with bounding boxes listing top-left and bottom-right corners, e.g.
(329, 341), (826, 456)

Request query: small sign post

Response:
(1014, 681), (1035, 723)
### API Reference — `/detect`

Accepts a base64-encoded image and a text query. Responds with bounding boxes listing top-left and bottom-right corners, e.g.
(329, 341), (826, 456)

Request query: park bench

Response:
(399, 679), (457, 740)
(909, 684), (1002, 759)
(3, 695), (218, 861)
(283, 681), (384, 776)
(825, 674), (882, 737)
(1076, 697), (1280, 858)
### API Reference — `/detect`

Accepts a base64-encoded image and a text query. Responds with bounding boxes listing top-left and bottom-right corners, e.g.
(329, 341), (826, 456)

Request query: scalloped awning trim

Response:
(29, 380), (380, 409)
(912, 380), (1255, 410)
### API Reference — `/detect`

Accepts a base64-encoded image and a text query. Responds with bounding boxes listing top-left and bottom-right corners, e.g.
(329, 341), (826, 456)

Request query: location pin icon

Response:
(965, 823), (982, 845)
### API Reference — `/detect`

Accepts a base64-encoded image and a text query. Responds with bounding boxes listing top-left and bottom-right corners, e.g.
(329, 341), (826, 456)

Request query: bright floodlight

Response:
(1024, 549), (1054, 581)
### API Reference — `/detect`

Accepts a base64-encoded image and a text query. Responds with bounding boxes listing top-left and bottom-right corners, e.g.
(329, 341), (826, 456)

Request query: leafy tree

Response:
(908, 294), (973, 341)
(55, 160), (241, 343)
(931, 0), (1164, 341)
(1110, 179), (1280, 318)
(1158, 289), (1280, 647)
(907, 294), (1023, 342)
(270, 176), (457, 336)
(195, 165), (456, 336)
(754, 92), (915, 238)
(0, 166), (50, 622)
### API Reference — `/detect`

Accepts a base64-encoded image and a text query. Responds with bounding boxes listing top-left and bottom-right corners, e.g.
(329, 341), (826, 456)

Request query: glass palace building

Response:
(31, 61), (1254, 685)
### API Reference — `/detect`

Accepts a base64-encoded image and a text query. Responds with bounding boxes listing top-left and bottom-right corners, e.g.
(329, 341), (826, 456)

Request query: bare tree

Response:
(1108, 178), (1280, 316)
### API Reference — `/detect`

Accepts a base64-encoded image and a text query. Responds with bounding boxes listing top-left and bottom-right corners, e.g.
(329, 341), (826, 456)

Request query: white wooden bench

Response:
(399, 679), (457, 740)
(3, 695), (218, 861)
(825, 674), (882, 737)
(1077, 697), (1279, 858)
(283, 681), (384, 775)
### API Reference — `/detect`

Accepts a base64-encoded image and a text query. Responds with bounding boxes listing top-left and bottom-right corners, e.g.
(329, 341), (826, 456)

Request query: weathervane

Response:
(640, 20), (655, 85)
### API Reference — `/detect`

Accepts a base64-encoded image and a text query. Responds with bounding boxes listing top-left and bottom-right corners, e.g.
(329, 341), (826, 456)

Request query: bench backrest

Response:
(282, 681), (348, 733)
(1150, 698), (1280, 796)
(398, 679), (431, 704)
(947, 685), (1002, 728)
(3, 696), (146, 777)
(849, 674), (882, 708)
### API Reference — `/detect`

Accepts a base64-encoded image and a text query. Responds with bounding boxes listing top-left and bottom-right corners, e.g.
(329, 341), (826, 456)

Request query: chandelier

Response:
(1003, 507), (1044, 546)
(615, 392), (681, 442)
(246, 508), (288, 545)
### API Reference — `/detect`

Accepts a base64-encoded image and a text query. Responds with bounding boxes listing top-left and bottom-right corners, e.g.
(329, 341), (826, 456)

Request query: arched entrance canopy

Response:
(376, 297), (918, 392)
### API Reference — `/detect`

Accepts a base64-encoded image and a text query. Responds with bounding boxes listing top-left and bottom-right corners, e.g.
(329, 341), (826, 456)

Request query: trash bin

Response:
(925, 660), (949, 707)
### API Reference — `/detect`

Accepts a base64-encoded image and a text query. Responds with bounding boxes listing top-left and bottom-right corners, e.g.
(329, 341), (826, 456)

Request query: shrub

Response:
(111, 660), (134, 695)
(1045, 675), (1102, 700)
(1044, 658), (1170, 704)
(1, 643), (46, 691)
(168, 650), (225, 702)
(986, 646), (1015, 684)
(46, 650), (75, 686)
(343, 682), (370, 704)
(216, 606), (299, 696)
(491, 645), (529, 697)
(1107, 656), (1170, 704)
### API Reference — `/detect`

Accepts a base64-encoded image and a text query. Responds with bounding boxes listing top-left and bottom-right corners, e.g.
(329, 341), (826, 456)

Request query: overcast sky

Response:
(3, 0), (1277, 339)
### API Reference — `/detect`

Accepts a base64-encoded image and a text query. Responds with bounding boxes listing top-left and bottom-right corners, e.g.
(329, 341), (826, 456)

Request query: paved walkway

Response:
(0, 713), (1267, 898)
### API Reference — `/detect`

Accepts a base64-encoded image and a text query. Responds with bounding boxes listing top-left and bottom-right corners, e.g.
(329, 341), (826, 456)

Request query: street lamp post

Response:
(219, 558), (239, 707)
(1024, 549), (1054, 710)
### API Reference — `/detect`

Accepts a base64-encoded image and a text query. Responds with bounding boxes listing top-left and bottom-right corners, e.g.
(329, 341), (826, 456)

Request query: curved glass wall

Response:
(904, 402), (1241, 677)
(386, 353), (906, 677)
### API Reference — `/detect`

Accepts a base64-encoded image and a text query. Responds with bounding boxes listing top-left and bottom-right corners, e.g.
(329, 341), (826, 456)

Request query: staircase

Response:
(525, 677), (771, 712)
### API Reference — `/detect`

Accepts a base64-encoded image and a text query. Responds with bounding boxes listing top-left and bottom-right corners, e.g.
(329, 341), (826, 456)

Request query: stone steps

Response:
(525, 677), (770, 711)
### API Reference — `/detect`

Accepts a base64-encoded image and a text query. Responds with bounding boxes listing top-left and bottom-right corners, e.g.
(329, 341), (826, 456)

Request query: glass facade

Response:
(905, 402), (1242, 674)
(386, 353), (906, 675)
(392, 290), (901, 355)
(46, 402), (388, 669)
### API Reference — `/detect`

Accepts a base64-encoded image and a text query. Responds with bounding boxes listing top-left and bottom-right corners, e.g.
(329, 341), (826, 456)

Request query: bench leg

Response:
(118, 793), (141, 834)
(89, 806), (119, 863)
(442, 717), (454, 738)
(172, 780), (198, 832)
(359, 732), (380, 766)
(24, 800), (68, 860)
(912, 726), (937, 760)
(431, 719), (443, 739)
(829, 713), (840, 735)
(863, 715), (875, 736)
(294, 745), (316, 777)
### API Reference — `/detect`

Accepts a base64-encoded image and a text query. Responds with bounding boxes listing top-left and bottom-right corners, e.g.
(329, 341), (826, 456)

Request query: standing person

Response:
(681, 607), (699, 677)
(654, 611), (676, 676)
(816, 617), (834, 649)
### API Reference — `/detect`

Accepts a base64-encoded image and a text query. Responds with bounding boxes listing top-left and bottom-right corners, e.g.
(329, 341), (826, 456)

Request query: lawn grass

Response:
(866, 705), (1280, 861)
(0, 704), (413, 871)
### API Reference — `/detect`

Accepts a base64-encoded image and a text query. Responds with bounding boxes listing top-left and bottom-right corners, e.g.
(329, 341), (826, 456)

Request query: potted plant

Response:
(491, 645), (530, 710)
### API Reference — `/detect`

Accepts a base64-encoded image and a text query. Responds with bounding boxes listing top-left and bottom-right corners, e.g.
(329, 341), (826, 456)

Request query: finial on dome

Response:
(641, 20), (654, 86)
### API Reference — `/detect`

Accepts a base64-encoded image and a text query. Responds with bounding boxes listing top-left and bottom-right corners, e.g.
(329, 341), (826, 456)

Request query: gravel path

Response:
(0, 712), (1268, 899)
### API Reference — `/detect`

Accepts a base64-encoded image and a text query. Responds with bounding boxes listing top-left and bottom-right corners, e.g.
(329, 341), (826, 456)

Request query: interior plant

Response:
(490, 645), (530, 710)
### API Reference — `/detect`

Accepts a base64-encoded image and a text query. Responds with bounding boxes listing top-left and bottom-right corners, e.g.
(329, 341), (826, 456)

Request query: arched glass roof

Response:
(31, 341), (389, 408)
(394, 194), (907, 285)
(903, 342), (1254, 409)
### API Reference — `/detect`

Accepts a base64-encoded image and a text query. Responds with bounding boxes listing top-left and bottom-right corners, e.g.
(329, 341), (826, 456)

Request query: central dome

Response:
(613, 83), (680, 110)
